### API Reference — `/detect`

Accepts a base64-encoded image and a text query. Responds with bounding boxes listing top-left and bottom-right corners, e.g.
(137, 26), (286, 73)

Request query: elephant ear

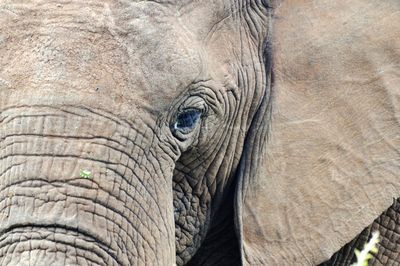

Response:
(235, 0), (400, 264)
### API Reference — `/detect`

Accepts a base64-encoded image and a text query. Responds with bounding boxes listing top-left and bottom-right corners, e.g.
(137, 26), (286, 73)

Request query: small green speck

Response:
(80, 170), (92, 179)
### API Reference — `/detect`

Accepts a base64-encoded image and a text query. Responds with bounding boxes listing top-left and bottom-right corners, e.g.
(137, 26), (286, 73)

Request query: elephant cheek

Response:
(0, 106), (176, 265)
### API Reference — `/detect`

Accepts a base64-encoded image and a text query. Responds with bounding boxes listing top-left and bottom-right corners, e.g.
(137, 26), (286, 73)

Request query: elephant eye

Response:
(173, 109), (202, 134)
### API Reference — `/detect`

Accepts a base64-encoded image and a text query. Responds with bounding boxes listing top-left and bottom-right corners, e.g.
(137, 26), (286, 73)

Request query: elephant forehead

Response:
(0, 1), (203, 115)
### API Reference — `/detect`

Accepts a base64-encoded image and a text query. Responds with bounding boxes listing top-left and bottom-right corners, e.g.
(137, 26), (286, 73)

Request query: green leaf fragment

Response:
(351, 231), (380, 266)
(370, 247), (378, 254)
(80, 170), (92, 179)
(354, 249), (361, 258)
(364, 254), (372, 260)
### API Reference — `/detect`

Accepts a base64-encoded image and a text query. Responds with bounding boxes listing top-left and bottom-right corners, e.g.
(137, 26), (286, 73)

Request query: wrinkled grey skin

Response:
(2, 1), (399, 265)
(0, 0), (271, 265)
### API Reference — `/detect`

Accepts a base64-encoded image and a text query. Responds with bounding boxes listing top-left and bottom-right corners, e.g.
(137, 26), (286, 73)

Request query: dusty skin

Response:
(0, 0), (399, 265)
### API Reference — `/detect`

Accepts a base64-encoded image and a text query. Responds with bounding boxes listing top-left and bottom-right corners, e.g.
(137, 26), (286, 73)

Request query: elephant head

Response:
(1, 0), (399, 265)
(0, 0), (272, 265)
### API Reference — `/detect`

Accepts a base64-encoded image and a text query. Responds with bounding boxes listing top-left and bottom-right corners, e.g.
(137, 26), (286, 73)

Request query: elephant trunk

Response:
(0, 105), (175, 265)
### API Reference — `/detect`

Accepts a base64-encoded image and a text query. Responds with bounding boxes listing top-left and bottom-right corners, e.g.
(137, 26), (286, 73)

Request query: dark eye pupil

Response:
(175, 109), (201, 131)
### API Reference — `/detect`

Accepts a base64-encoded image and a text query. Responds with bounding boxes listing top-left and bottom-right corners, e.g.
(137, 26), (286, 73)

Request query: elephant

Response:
(0, 0), (399, 265)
